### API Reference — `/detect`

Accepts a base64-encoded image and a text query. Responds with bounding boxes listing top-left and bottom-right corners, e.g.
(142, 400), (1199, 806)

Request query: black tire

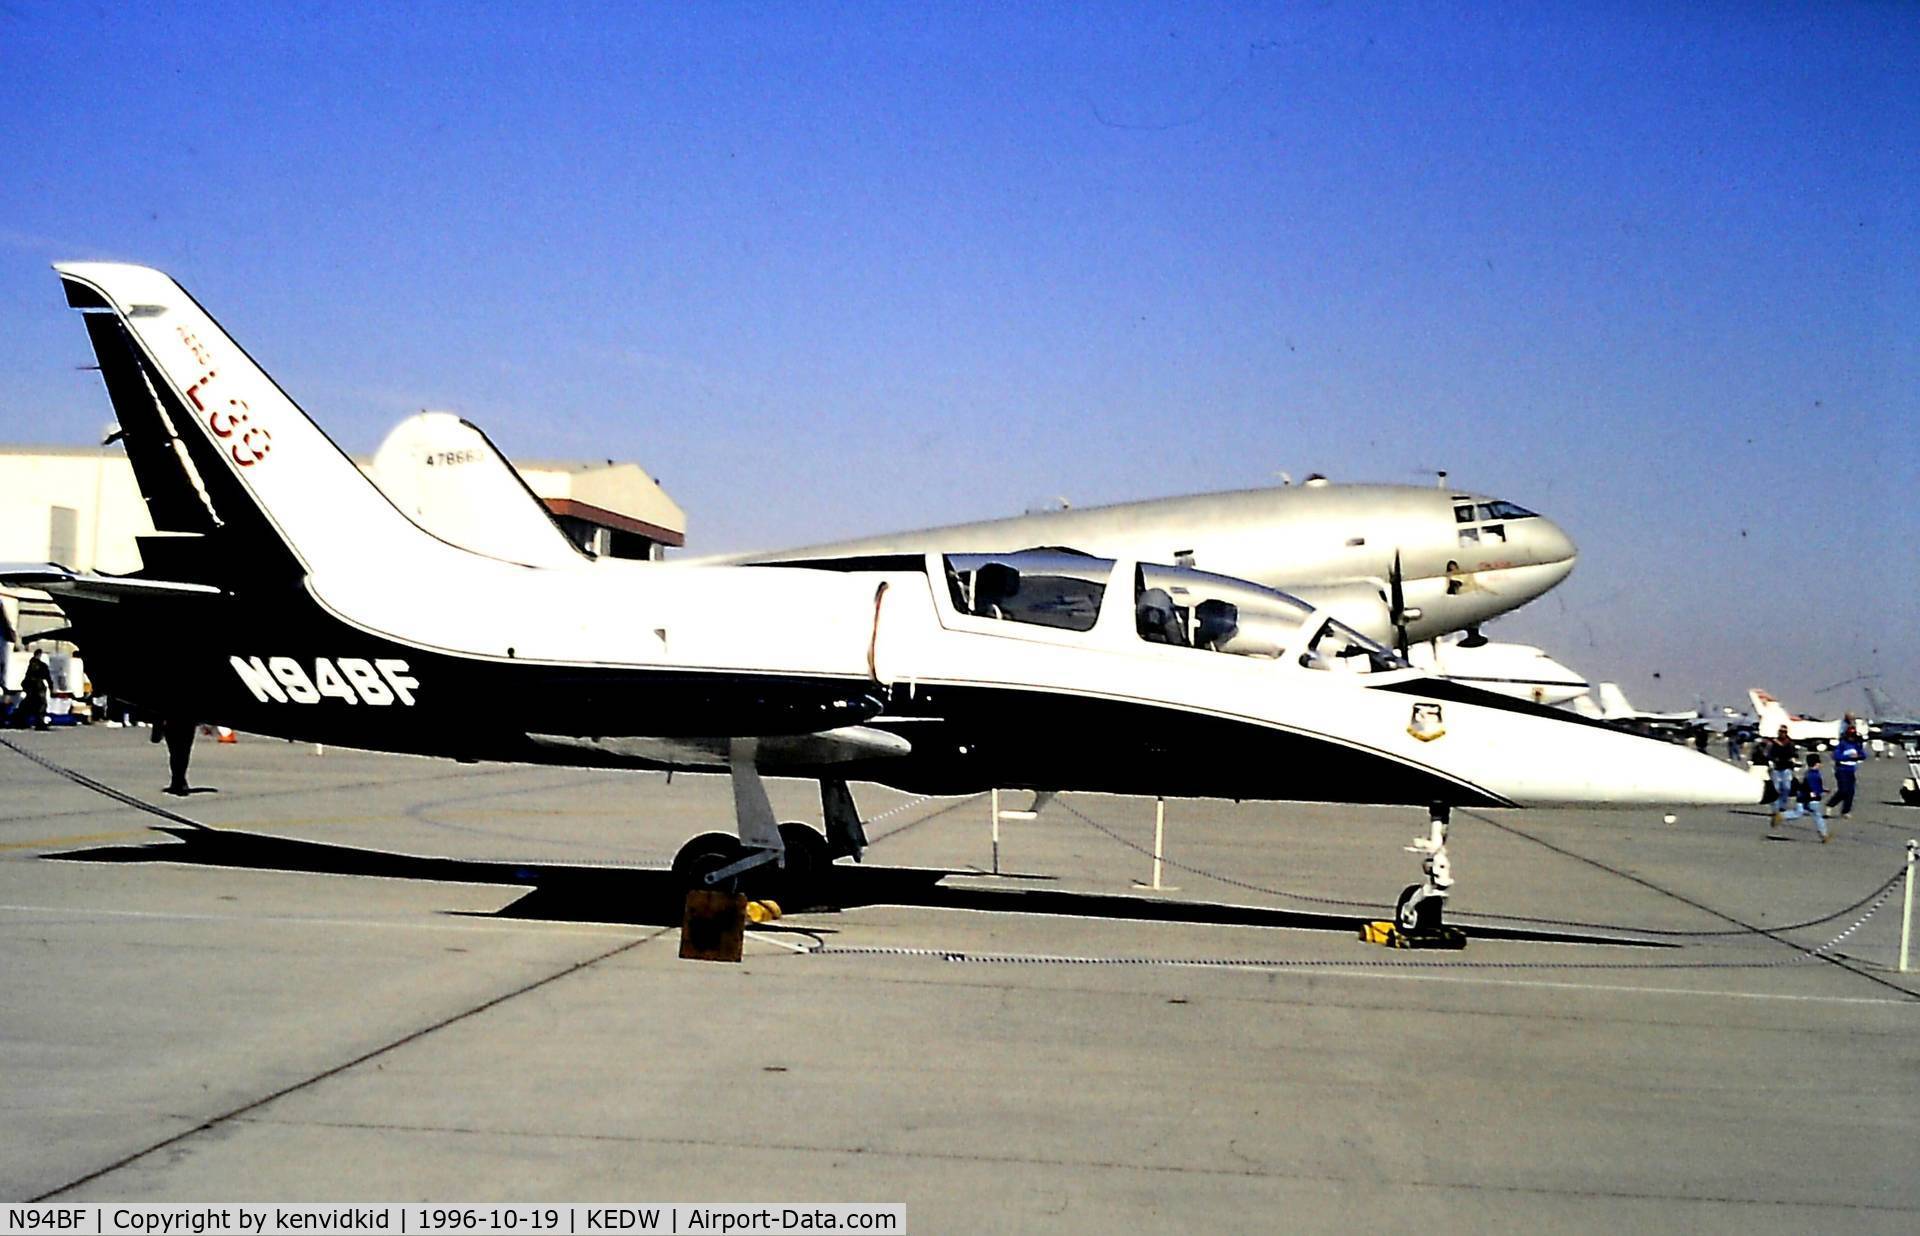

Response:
(774, 822), (832, 909)
(671, 831), (747, 891)
(1395, 884), (1440, 933)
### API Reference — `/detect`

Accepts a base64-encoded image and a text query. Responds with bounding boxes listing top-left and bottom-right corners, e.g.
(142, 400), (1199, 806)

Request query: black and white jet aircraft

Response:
(3, 264), (1754, 900)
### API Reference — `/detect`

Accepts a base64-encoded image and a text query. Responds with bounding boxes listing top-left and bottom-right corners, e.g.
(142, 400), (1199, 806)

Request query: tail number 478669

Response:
(230, 655), (419, 706)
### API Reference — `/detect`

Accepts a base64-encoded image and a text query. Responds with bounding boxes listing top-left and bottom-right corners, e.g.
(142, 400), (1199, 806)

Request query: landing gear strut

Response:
(1395, 802), (1455, 935)
(665, 742), (865, 913)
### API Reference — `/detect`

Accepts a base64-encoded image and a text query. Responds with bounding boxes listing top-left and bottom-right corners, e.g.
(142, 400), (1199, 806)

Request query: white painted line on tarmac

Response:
(1232, 964), (1919, 1007)
(747, 931), (819, 954)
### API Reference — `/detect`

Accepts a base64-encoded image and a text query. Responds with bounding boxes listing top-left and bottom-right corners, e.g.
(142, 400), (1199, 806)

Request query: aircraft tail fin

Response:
(366, 412), (588, 568)
(55, 263), (429, 587)
(1749, 689), (1791, 732)
(1594, 681), (1635, 720)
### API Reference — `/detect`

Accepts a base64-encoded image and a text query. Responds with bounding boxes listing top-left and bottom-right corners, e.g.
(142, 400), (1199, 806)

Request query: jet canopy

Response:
(941, 550), (1407, 673)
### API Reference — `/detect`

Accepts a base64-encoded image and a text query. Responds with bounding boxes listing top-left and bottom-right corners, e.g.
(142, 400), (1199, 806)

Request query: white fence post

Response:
(1901, 839), (1916, 974)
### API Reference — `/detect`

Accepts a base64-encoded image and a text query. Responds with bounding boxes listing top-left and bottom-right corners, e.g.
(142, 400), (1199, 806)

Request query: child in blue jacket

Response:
(1782, 752), (1829, 842)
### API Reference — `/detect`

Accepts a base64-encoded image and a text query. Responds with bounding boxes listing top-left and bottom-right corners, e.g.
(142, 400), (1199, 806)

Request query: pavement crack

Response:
(29, 928), (670, 1200)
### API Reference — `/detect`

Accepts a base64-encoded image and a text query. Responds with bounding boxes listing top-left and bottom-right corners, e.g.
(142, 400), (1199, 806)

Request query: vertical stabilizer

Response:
(55, 263), (429, 581)
(367, 412), (588, 568)
(1864, 685), (1904, 720)
(1594, 682), (1635, 720)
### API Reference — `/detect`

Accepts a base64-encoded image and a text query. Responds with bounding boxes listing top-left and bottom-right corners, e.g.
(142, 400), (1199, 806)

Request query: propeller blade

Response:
(1390, 551), (1409, 656)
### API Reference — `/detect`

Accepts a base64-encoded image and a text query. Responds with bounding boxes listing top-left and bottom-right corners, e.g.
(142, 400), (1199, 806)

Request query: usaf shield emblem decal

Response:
(1408, 702), (1446, 743)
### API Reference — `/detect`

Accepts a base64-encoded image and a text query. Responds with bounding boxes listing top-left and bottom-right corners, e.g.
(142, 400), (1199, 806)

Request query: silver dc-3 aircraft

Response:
(364, 413), (1589, 701)
(4, 264), (1754, 904)
(370, 411), (1580, 651)
(710, 480), (1578, 652)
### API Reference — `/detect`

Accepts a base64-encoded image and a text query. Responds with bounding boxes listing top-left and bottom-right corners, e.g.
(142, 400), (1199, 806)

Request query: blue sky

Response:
(1, 2), (1914, 711)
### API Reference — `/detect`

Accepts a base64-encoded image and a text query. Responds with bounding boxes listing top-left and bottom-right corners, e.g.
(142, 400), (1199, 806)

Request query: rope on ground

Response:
(0, 735), (207, 830)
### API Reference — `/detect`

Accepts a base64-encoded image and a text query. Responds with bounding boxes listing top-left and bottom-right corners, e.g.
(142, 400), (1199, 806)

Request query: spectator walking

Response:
(1781, 752), (1830, 842)
(20, 650), (52, 731)
(1765, 727), (1798, 832)
(1831, 728), (1864, 818)
(150, 717), (205, 796)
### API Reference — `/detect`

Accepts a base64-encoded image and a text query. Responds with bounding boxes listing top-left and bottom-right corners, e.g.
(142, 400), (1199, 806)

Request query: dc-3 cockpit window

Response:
(1477, 500), (1536, 521)
(1133, 564), (1316, 659)
(945, 551), (1111, 632)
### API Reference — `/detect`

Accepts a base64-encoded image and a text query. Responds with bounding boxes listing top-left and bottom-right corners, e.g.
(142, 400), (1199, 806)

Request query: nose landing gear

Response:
(1364, 801), (1467, 949)
(1395, 802), (1454, 934)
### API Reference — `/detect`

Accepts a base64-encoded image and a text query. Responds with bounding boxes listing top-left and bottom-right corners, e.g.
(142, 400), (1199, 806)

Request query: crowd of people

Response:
(1758, 721), (1869, 843)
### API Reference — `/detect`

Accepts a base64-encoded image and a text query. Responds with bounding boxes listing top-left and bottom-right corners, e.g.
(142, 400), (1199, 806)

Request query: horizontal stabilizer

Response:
(0, 564), (224, 601)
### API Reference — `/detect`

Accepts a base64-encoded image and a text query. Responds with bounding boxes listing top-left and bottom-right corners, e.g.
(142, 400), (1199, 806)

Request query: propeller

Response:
(1389, 551), (1409, 657)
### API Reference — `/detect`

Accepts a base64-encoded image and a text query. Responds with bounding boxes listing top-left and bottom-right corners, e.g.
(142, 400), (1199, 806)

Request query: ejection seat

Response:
(1136, 587), (1188, 646)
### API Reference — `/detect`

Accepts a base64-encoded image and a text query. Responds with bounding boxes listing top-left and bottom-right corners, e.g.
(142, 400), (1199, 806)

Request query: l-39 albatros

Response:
(4, 264), (1754, 903)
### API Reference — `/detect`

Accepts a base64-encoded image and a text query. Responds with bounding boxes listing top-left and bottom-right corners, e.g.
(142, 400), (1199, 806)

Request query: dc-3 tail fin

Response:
(1593, 681), (1636, 720)
(367, 412), (588, 568)
(55, 263), (425, 585)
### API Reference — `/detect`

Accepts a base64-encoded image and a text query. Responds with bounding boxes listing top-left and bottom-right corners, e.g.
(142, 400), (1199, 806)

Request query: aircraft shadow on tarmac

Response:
(48, 825), (1663, 947)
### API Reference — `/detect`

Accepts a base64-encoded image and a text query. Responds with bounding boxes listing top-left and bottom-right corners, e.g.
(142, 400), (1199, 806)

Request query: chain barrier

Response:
(1056, 795), (1907, 943)
(9, 738), (1910, 991)
(1, 734), (207, 830)
(803, 866), (1910, 976)
(1055, 798), (1382, 909)
(862, 791), (945, 837)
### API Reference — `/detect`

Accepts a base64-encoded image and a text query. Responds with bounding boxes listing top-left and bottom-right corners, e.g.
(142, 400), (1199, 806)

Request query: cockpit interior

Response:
(941, 551), (1407, 674)
(1452, 496), (1538, 548)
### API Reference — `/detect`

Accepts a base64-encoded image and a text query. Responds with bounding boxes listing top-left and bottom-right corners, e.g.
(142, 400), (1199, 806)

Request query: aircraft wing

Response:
(0, 564), (225, 602)
(528, 726), (912, 772)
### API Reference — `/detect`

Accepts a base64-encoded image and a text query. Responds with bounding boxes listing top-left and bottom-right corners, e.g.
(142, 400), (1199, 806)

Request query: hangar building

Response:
(0, 442), (686, 654)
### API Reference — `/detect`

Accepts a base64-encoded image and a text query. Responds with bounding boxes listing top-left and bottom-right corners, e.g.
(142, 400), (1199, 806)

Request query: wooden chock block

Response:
(680, 889), (749, 962)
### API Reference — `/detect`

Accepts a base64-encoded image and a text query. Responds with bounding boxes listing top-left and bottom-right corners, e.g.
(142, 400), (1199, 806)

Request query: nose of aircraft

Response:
(1489, 723), (1765, 808)
(1527, 516), (1578, 571)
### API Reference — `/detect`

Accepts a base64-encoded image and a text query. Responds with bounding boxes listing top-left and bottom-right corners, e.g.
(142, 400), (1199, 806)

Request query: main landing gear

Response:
(667, 740), (868, 911)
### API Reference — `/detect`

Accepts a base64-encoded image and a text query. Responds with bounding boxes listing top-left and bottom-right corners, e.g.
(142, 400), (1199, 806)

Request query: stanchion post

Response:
(990, 788), (1001, 875)
(1901, 839), (1916, 974)
(1151, 796), (1166, 890)
(1133, 795), (1177, 892)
